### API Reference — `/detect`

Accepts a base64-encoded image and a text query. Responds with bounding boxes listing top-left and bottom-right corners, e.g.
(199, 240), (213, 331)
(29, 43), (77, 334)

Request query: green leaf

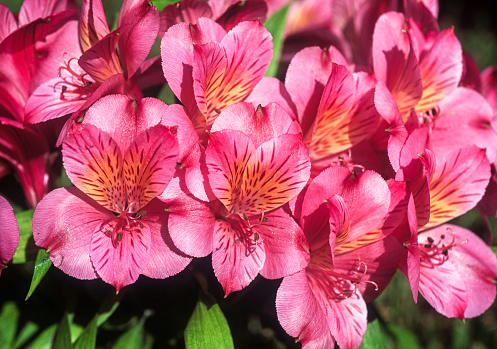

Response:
(12, 209), (35, 264)
(184, 295), (234, 349)
(0, 301), (19, 349)
(359, 319), (387, 349)
(13, 321), (38, 349)
(491, 246), (497, 257)
(25, 324), (57, 349)
(54, 313), (72, 349)
(157, 83), (177, 105)
(96, 301), (120, 327)
(73, 316), (98, 349)
(112, 320), (145, 349)
(264, 4), (290, 78)
(0, 0), (23, 12)
(25, 249), (52, 300)
(386, 323), (423, 349)
(150, 0), (183, 12)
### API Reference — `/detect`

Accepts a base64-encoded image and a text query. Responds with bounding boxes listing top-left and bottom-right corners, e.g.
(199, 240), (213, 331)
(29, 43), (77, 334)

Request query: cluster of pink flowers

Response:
(1, 0), (497, 347)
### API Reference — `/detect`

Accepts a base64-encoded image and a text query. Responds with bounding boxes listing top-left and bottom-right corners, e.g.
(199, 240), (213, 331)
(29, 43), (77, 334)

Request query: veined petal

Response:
(426, 146), (490, 229)
(83, 95), (165, 151)
(62, 124), (125, 212)
(33, 187), (109, 280)
(18, 0), (77, 27)
(160, 0), (213, 36)
(123, 125), (179, 211)
(233, 134), (310, 215)
(0, 5), (17, 43)
(245, 77), (298, 118)
(90, 217), (151, 291)
(212, 219), (266, 296)
(206, 129), (256, 211)
(216, 0), (268, 32)
(372, 12), (423, 119)
(308, 63), (356, 159)
(416, 28), (463, 113)
(276, 271), (335, 348)
(79, 32), (122, 85)
(80, 0), (110, 52)
(0, 195), (19, 272)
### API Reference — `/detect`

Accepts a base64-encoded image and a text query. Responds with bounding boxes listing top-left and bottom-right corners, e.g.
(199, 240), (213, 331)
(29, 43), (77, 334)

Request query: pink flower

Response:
(0, 195), (19, 276)
(33, 95), (191, 291)
(166, 102), (310, 295)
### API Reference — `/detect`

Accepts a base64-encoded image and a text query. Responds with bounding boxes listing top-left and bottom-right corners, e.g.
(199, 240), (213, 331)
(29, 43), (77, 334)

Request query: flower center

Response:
(55, 54), (95, 100)
(418, 229), (467, 268)
(224, 211), (266, 256)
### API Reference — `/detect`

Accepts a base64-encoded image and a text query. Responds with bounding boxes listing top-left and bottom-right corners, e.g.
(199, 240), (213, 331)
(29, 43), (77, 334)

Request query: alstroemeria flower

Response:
(166, 102), (310, 295)
(161, 18), (273, 135)
(0, 195), (19, 276)
(276, 166), (399, 349)
(24, 0), (161, 127)
(33, 97), (191, 291)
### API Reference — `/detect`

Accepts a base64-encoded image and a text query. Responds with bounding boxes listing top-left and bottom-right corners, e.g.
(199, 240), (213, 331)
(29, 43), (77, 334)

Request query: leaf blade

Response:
(25, 249), (52, 300)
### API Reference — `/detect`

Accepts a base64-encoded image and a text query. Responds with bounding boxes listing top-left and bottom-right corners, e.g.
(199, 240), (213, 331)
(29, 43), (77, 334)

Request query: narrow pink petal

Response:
(90, 216), (151, 291)
(374, 81), (408, 172)
(62, 124), (126, 212)
(431, 87), (497, 163)
(307, 63), (356, 160)
(0, 5), (17, 43)
(32, 187), (109, 280)
(211, 102), (300, 148)
(79, 32), (122, 85)
(80, 0), (110, 52)
(140, 199), (192, 278)
(416, 28), (463, 113)
(258, 208), (310, 279)
(212, 219), (266, 296)
(276, 271), (334, 348)
(83, 95), (165, 151)
(372, 12), (423, 119)
(326, 195), (350, 256)
(206, 129), (255, 211)
(427, 145), (491, 229)
(0, 196), (19, 272)
(117, 2), (159, 79)
(160, 0), (213, 36)
(233, 134), (311, 215)
(166, 192), (216, 257)
(216, 0), (268, 31)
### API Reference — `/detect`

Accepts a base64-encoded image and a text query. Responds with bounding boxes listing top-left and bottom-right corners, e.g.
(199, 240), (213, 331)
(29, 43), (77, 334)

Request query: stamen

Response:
(418, 227), (467, 268)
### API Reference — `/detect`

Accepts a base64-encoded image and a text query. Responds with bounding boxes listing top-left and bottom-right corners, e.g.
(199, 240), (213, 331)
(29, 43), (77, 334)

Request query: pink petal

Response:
(372, 11), (422, 119)
(18, 0), (77, 26)
(78, 32), (122, 85)
(427, 145), (491, 229)
(416, 28), (463, 113)
(123, 125), (179, 211)
(258, 208), (310, 279)
(160, 0), (213, 36)
(276, 271), (335, 348)
(216, 0), (268, 32)
(83, 95), (165, 151)
(0, 195), (19, 272)
(32, 187), (109, 280)
(0, 5), (17, 43)
(233, 134), (311, 215)
(431, 87), (497, 163)
(90, 215), (151, 291)
(117, 2), (160, 79)
(140, 199), (192, 279)
(245, 77), (298, 118)
(211, 102), (300, 148)
(166, 192), (216, 258)
(62, 124), (126, 212)
(80, 0), (110, 52)
(212, 219), (266, 296)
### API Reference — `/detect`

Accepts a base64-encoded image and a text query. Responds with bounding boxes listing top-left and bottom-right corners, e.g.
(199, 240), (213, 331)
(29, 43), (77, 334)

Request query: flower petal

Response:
(0, 195), (19, 272)
(79, 0), (110, 52)
(62, 124), (126, 212)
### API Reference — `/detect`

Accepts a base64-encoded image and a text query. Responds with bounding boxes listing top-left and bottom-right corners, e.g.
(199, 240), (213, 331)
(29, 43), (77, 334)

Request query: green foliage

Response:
(112, 310), (153, 349)
(359, 319), (387, 349)
(264, 4), (290, 78)
(150, 0), (183, 12)
(386, 323), (423, 349)
(25, 249), (52, 300)
(157, 83), (177, 105)
(184, 294), (234, 349)
(73, 315), (98, 349)
(54, 313), (72, 349)
(12, 209), (35, 264)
